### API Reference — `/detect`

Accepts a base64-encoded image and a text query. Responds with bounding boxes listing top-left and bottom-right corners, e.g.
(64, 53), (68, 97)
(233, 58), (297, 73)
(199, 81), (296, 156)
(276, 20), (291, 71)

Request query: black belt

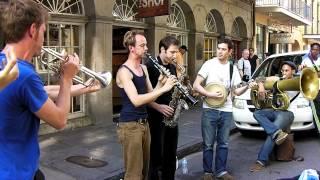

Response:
(118, 118), (148, 125)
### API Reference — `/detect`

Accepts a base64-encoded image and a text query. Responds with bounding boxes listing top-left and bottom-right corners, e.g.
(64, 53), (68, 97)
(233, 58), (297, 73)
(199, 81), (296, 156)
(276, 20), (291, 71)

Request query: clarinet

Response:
(145, 53), (198, 105)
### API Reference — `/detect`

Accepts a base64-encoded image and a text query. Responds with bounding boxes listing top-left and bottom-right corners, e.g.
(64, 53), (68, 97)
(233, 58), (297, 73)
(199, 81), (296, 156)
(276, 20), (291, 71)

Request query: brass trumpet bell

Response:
(250, 67), (319, 110)
(272, 67), (319, 101)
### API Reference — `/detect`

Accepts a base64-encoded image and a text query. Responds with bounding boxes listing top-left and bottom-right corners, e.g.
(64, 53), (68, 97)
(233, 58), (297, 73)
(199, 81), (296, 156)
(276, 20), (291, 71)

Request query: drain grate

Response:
(65, 155), (108, 168)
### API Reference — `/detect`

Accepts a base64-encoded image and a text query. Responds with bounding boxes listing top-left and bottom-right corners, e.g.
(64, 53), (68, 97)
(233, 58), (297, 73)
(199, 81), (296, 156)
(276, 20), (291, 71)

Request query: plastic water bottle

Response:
(181, 157), (188, 174)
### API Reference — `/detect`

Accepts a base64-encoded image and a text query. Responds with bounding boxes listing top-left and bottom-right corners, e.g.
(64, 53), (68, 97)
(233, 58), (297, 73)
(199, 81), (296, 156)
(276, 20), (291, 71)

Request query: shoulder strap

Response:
(121, 64), (134, 74)
(242, 59), (245, 71)
(121, 64), (145, 77)
(290, 92), (300, 103)
(309, 54), (319, 72)
(229, 62), (233, 86)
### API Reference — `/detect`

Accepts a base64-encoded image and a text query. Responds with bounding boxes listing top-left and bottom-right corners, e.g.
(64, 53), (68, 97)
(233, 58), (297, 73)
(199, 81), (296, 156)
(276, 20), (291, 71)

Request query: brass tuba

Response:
(251, 67), (319, 110)
(40, 47), (112, 88)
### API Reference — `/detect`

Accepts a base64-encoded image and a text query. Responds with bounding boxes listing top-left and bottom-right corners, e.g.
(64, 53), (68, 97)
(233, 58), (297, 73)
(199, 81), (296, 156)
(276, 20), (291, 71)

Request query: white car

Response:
(233, 51), (315, 133)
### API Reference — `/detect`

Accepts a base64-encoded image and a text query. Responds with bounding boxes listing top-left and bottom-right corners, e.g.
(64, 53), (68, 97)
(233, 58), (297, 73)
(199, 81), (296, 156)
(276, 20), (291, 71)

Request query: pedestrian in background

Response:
(300, 43), (320, 132)
(237, 49), (251, 82)
(175, 45), (188, 77)
(249, 48), (260, 75)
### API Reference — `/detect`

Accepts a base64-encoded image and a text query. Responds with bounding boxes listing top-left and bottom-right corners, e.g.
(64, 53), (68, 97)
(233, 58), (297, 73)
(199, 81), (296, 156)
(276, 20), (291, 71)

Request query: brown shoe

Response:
(250, 162), (265, 172)
(203, 173), (214, 180)
(216, 172), (234, 180)
(274, 130), (288, 145)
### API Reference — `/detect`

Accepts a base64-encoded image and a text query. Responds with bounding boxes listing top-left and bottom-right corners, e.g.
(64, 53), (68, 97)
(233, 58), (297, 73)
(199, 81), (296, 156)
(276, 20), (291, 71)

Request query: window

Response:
(34, 0), (85, 117)
(35, 23), (83, 114)
(203, 37), (217, 60)
(112, 0), (143, 22)
(34, 0), (84, 15)
(231, 20), (240, 37)
(166, 4), (186, 29)
(204, 12), (217, 32)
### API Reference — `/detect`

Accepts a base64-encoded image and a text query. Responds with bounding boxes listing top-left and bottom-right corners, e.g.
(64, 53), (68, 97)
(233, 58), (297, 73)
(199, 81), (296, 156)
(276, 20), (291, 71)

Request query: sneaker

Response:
(203, 173), (214, 180)
(250, 161), (265, 172)
(274, 130), (288, 145)
(216, 172), (234, 180)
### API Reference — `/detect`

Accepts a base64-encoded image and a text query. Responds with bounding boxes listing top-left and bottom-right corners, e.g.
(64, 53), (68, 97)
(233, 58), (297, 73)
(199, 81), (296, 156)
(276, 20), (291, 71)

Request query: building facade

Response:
(254, 0), (313, 60)
(302, 0), (320, 47)
(0, 0), (254, 133)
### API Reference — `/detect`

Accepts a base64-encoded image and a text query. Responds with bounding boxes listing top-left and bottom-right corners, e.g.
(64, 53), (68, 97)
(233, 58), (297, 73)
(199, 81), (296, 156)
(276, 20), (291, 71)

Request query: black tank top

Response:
(119, 65), (148, 122)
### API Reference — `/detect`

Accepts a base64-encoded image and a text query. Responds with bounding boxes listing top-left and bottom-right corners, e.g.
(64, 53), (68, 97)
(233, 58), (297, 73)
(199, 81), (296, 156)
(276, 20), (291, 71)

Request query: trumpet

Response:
(145, 53), (198, 105)
(40, 47), (112, 88)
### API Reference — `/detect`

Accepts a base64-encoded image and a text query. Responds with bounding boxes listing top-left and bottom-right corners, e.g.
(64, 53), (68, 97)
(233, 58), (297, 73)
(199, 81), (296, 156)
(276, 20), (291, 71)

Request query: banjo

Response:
(204, 78), (264, 108)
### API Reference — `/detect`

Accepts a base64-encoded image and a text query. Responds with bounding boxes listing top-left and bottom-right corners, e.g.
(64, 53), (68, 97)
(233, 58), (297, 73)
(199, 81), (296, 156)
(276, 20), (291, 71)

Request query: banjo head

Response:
(204, 82), (227, 108)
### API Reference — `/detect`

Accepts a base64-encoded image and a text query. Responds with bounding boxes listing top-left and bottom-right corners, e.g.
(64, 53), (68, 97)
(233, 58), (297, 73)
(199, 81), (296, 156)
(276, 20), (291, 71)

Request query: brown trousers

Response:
(117, 122), (151, 180)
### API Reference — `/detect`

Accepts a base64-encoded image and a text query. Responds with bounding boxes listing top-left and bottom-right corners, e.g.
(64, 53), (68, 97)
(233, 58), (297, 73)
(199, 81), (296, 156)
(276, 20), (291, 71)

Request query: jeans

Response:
(253, 109), (294, 165)
(117, 121), (151, 180)
(201, 108), (233, 176)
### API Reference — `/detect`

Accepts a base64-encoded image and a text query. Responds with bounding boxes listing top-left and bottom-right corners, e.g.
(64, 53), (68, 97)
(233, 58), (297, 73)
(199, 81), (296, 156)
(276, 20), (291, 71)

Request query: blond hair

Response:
(123, 30), (145, 49)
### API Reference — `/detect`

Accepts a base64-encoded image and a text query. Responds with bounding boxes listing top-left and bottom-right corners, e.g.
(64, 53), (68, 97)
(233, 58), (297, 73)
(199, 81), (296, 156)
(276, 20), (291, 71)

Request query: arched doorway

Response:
(166, 3), (188, 64)
(231, 17), (248, 60)
(111, 0), (147, 114)
(203, 9), (225, 60)
(166, 1), (196, 78)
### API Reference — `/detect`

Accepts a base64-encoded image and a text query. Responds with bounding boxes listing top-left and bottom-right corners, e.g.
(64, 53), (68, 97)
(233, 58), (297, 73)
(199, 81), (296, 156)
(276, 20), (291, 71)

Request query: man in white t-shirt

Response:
(300, 43), (320, 133)
(193, 39), (255, 180)
(237, 49), (251, 82)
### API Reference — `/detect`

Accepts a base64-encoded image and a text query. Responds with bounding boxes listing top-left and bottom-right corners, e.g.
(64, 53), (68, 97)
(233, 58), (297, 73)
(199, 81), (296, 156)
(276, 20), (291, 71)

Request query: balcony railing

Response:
(256, 0), (312, 22)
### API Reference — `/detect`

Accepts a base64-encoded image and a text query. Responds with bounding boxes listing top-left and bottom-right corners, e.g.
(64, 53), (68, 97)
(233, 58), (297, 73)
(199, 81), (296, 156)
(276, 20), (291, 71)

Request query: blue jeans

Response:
(253, 109), (294, 165)
(201, 108), (232, 176)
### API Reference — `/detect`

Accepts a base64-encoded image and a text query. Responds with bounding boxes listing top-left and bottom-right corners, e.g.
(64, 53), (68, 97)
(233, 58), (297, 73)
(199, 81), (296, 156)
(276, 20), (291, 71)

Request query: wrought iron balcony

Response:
(256, 0), (312, 26)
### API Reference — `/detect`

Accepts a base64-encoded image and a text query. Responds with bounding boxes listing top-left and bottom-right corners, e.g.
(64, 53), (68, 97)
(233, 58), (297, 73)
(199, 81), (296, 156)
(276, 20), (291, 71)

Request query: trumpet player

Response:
(0, 1), (102, 179)
(250, 61), (298, 172)
(116, 31), (176, 180)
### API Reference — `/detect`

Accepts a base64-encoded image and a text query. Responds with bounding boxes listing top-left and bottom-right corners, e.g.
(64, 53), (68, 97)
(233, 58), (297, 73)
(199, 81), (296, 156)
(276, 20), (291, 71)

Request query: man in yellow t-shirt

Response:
(175, 45), (188, 77)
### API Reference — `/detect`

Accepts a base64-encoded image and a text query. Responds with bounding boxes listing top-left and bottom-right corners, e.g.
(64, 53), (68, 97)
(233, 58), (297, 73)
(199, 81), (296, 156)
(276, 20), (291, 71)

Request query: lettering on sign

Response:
(136, 0), (170, 18)
(270, 33), (294, 44)
(267, 20), (291, 32)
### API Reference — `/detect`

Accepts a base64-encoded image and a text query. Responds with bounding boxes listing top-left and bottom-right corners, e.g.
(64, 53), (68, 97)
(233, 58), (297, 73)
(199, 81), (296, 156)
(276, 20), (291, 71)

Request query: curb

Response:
(105, 127), (239, 180)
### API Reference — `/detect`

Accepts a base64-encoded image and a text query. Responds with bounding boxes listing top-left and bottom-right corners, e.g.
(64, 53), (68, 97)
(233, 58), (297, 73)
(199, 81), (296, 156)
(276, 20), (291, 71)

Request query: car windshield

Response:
(252, 54), (304, 78)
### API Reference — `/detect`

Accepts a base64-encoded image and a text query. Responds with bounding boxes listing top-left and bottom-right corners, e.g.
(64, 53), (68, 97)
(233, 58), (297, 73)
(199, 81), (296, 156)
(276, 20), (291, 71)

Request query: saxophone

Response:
(145, 53), (198, 105)
(163, 59), (191, 127)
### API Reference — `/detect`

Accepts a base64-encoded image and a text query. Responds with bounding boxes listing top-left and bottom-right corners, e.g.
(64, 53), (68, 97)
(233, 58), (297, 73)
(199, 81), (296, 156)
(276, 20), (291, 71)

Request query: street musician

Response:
(250, 61), (299, 172)
(193, 38), (254, 180)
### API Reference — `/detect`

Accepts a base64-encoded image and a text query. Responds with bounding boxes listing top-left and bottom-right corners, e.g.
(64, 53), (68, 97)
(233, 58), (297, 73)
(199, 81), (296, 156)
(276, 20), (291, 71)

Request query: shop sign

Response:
(267, 20), (291, 32)
(136, 0), (170, 18)
(270, 33), (294, 44)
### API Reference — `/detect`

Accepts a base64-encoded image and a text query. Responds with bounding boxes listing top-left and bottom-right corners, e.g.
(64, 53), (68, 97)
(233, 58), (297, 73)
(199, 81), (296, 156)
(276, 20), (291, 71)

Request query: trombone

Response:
(40, 47), (112, 88)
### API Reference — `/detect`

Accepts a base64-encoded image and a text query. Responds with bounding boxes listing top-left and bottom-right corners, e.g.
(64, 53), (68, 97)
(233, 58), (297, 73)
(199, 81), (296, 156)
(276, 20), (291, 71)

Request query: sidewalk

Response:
(39, 107), (204, 180)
